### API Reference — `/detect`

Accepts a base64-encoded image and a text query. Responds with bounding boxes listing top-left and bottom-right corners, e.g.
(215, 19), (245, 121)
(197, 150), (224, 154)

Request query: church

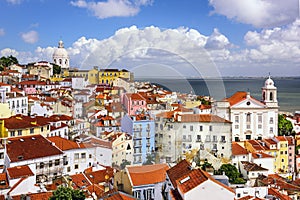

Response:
(52, 40), (70, 75)
(212, 76), (279, 141)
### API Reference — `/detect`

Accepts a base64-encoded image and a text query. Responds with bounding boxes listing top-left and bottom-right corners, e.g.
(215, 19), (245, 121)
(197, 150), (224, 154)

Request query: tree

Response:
(143, 154), (155, 165)
(52, 63), (61, 74)
(0, 55), (18, 71)
(120, 159), (131, 170)
(49, 186), (85, 200)
(215, 164), (246, 184)
(278, 114), (294, 136)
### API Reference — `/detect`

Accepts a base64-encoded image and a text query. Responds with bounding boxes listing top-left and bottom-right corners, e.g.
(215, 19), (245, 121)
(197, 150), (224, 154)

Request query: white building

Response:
(156, 111), (232, 166)
(52, 40), (69, 71)
(213, 76), (279, 141)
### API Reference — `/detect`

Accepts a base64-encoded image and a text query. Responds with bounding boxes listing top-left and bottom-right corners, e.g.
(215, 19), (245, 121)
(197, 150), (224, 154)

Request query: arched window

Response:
(270, 92), (273, 101)
(246, 113), (251, 123)
(59, 59), (62, 65)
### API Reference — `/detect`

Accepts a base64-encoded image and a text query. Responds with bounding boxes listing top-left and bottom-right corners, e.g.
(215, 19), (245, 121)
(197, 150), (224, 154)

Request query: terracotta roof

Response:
(241, 161), (268, 171)
(48, 136), (82, 151)
(167, 159), (192, 188)
(251, 152), (274, 159)
(268, 187), (292, 200)
(179, 114), (231, 123)
(125, 93), (146, 101)
(232, 142), (248, 155)
(224, 91), (247, 106)
(100, 189), (136, 200)
(0, 173), (8, 189)
(4, 135), (63, 162)
(237, 195), (265, 200)
(12, 192), (53, 200)
(156, 111), (174, 119)
(127, 163), (169, 186)
(7, 165), (34, 179)
(84, 166), (114, 184)
(176, 168), (208, 194)
(70, 173), (91, 189)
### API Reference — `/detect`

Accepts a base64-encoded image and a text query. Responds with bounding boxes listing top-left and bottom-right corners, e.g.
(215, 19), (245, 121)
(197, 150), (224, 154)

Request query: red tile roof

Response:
(232, 142), (248, 155)
(12, 192), (53, 200)
(127, 163), (169, 186)
(48, 136), (82, 151)
(268, 187), (292, 200)
(179, 114), (231, 123)
(7, 165), (34, 179)
(167, 159), (192, 188)
(4, 135), (63, 162)
(251, 152), (274, 159)
(0, 173), (8, 189)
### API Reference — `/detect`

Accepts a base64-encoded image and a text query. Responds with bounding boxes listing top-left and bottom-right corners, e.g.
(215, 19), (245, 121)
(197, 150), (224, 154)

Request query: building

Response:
(213, 76), (279, 141)
(164, 159), (235, 200)
(156, 111), (232, 167)
(114, 163), (169, 200)
(121, 113), (155, 165)
(52, 40), (70, 74)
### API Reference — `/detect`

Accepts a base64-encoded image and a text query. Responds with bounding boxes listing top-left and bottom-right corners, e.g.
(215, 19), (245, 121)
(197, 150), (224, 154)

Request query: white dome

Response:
(264, 76), (276, 88)
(53, 40), (69, 58)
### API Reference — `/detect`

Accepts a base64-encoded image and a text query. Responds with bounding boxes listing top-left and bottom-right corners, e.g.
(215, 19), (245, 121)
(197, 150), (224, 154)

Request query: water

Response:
(138, 77), (300, 113)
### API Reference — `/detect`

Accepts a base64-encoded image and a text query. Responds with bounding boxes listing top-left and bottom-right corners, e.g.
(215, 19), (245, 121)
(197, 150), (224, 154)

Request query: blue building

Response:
(121, 113), (155, 165)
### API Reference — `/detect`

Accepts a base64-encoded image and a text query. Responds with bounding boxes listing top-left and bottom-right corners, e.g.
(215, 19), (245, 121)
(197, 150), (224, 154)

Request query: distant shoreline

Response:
(136, 76), (300, 80)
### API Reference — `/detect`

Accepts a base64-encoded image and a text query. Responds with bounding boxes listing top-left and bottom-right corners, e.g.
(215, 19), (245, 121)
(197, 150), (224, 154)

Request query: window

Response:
(30, 128), (34, 134)
(209, 125), (213, 131)
(258, 124), (262, 129)
(74, 164), (79, 169)
(89, 154), (92, 158)
(81, 153), (86, 159)
(258, 115), (262, 123)
(11, 131), (15, 137)
(0, 153), (4, 159)
(246, 113), (251, 123)
(40, 162), (44, 169)
(190, 125), (193, 131)
(188, 135), (192, 142)
(205, 135), (211, 142)
(235, 115), (239, 123)
(213, 135), (217, 142)
(270, 117), (274, 124)
(17, 130), (22, 136)
(183, 125), (186, 129)
(41, 127), (44, 132)
(221, 136), (226, 142)
(49, 161), (52, 167)
(270, 127), (274, 134)
(75, 153), (79, 160)
(197, 135), (201, 142)
(55, 159), (60, 166)
(235, 125), (239, 129)
(246, 135), (251, 140)
(199, 125), (203, 131)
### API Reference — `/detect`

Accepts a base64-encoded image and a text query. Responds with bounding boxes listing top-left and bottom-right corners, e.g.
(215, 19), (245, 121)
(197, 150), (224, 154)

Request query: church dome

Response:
(53, 40), (69, 58)
(264, 76), (276, 88)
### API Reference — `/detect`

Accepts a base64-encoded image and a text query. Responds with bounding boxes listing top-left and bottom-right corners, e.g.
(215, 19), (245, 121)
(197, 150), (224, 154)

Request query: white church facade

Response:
(52, 40), (70, 72)
(213, 76), (279, 141)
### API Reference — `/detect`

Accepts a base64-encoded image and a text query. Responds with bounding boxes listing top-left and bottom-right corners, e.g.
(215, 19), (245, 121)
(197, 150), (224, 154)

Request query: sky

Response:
(0, 0), (300, 77)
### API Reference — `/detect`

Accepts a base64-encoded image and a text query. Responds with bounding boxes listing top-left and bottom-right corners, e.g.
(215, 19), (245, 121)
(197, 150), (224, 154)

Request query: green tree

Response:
(216, 164), (246, 184)
(0, 55), (18, 71)
(120, 159), (131, 170)
(52, 63), (61, 74)
(278, 114), (294, 136)
(143, 154), (155, 165)
(49, 186), (85, 200)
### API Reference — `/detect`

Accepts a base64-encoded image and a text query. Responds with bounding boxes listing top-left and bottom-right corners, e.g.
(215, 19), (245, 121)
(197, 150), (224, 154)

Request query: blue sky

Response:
(0, 0), (300, 77)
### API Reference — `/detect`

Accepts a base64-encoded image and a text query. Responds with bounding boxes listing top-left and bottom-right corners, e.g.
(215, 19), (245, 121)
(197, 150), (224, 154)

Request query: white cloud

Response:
(3, 23), (300, 77)
(20, 30), (39, 44)
(0, 29), (5, 36)
(6, 0), (22, 4)
(70, 0), (152, 19)
(209, 0), (298, 28)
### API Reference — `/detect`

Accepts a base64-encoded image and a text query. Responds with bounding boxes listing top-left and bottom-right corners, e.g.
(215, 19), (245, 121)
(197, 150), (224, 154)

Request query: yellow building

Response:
(244, 138), (289, 173)
(2, 115), (50, 138)
(68, 67), (132, 85)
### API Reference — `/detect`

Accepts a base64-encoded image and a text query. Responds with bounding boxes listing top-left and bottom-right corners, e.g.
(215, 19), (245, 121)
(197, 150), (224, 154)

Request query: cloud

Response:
(70, 0), (153, 19)
(0, 29), (5, 36)
(20, 30), (39, 44)
(6, 0), (22, 4)
(3, 23), (300, 77)
(209, 0), (298, 28)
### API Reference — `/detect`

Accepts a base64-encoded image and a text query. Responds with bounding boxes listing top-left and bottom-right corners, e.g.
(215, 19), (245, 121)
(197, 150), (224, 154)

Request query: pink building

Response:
(122, 93), (147, 115)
